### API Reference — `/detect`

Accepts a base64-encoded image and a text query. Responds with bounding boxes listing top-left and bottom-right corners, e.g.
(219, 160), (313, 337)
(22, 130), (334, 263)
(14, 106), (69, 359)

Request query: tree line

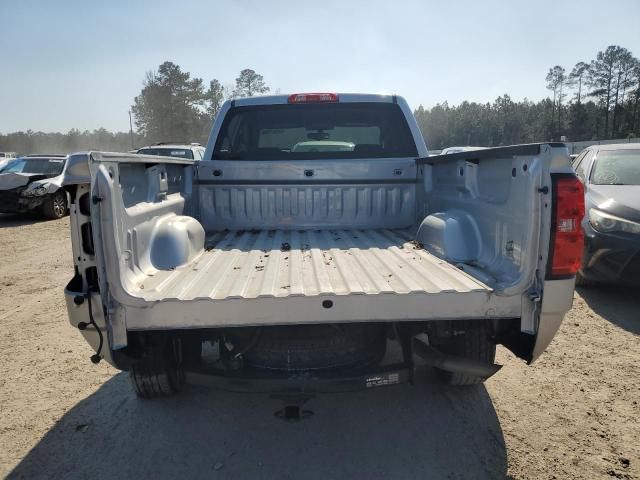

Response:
(0, 128), (143, 156)
(415, 45), (640, 149)
(2, 45), (638, 154)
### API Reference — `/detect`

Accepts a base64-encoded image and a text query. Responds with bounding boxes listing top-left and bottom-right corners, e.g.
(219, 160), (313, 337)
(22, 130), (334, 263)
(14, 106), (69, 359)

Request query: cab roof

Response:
(231, 93), (399, 107)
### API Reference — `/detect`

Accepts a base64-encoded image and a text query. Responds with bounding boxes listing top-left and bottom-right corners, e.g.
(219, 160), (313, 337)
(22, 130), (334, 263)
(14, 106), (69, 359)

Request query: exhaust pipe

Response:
(413, 338), (502, 379)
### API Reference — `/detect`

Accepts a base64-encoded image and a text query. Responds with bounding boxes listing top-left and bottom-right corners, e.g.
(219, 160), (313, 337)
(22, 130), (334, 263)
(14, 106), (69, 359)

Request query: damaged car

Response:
(0, 154), (70, 219)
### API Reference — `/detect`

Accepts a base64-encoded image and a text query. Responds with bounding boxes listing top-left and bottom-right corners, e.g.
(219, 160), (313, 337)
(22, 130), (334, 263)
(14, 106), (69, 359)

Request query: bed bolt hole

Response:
(511, 167), (517, 178)
(322, 299), (333, 309)
(213, 169), (222, 177)
(522, 163), (528, 172)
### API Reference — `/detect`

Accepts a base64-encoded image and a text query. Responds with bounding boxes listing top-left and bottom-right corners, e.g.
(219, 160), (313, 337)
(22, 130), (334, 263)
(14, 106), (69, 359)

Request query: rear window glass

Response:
(591, 150), (640, 185)
(137, 148), (194, 159)
(213, 102), (418, 160)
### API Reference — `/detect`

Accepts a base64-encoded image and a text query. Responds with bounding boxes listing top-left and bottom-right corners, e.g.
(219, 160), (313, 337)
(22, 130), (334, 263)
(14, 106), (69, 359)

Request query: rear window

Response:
(213, 102), (418, 160)
(137, 148), (194, 159)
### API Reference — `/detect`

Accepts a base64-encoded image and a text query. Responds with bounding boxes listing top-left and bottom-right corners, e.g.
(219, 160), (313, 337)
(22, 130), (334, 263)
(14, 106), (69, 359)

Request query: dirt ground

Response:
(0, 214), (638, 480)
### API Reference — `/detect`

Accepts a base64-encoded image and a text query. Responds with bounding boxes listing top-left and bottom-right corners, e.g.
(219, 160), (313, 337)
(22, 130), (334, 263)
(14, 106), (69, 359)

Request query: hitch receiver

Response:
(272, 392), (315, 422)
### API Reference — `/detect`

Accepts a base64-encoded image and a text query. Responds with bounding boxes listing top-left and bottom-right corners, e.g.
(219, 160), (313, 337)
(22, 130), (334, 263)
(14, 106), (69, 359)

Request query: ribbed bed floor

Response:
(138, 228), (491, 301)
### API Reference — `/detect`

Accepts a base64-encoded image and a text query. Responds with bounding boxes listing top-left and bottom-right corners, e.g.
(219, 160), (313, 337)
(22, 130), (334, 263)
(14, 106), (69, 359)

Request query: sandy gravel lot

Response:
(0, 214), (638, 479)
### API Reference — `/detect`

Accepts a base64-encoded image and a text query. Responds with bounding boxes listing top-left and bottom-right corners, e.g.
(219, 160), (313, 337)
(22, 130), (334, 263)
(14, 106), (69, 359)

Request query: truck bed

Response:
(139, 228), (490, 301)
(65, 146), (563, 334)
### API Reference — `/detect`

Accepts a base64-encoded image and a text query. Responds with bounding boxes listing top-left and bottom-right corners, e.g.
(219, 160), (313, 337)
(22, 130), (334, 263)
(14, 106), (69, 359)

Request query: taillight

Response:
(549, 176), (585, 278)
(287, 93), (339, 103)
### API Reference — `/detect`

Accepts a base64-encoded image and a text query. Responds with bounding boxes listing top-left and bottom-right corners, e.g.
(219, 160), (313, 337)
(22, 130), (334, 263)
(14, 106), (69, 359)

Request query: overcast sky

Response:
(2, 0), (639, 133)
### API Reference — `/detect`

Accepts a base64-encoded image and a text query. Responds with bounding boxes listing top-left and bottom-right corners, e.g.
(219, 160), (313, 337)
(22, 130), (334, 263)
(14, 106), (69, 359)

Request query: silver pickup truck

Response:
(62, 93), (584, 411)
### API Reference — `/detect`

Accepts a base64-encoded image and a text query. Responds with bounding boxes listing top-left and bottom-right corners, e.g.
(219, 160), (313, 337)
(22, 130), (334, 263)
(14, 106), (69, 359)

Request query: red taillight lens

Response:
(550, 176), (585, 278)
(287, 93), (339, 103)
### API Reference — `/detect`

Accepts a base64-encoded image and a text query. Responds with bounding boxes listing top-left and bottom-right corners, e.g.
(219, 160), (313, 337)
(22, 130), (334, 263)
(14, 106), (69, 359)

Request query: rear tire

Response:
(435, 321), (496, 386)
(42, 191), (68, 219)
(129, 342), (184, 399)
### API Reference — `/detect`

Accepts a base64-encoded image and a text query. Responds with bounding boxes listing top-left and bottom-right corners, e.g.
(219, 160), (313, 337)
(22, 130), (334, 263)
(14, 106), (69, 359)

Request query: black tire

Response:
(435, 321), (496, 386)
(129, 343), (184, 399)
(229, 324), (387, 371)
(42, 191), (68, 219)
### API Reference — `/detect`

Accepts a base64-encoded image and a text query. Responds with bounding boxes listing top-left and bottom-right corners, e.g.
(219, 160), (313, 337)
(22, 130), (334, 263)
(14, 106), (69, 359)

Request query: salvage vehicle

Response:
(62, 93), (583, 415)
(572, 143), (640, 286)
(0, 154), (69, 219)
(137, 142), (205, 160)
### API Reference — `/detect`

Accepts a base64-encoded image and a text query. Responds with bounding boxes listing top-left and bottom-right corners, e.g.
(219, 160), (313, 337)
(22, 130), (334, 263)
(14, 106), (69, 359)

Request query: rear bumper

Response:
(581, 224), (640, 286)
(185, 362), (413, 395)
(64, 276), (571, 372)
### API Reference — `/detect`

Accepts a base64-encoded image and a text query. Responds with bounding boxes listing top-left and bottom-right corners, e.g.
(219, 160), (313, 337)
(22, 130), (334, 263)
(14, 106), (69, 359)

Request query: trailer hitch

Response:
(271, 392), (315, 422)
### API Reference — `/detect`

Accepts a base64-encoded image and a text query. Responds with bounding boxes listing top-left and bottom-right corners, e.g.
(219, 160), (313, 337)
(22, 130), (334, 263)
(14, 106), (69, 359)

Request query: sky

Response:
(1, 0), (639, 133)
